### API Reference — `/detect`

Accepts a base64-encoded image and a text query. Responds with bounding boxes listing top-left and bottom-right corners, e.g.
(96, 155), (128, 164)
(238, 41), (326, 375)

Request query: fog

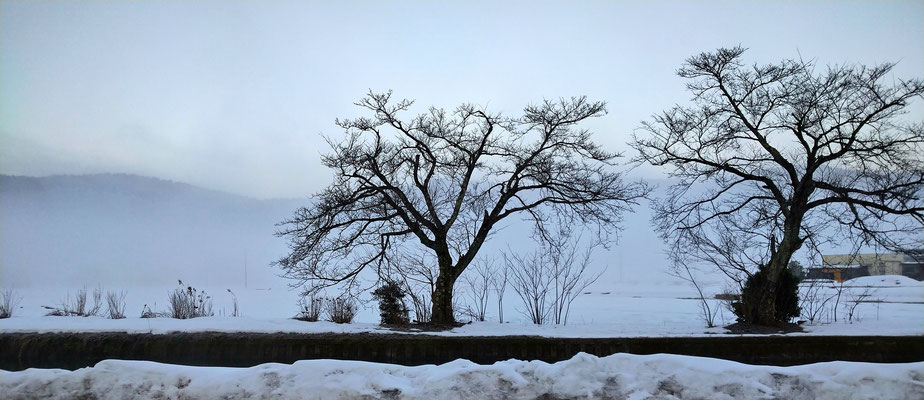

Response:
(0, 174), (300, 288)
(0, 174), (678, 291)
(1, 1), (921, 293)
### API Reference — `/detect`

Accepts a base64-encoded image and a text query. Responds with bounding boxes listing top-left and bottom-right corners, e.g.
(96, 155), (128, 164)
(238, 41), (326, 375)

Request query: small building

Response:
(805, 264), (867, 282)
(811, 251), (924, 281)
(901, 250), (924, 280)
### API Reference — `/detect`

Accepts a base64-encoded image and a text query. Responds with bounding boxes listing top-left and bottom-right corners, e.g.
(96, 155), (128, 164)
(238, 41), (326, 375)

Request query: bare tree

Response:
(673, 260), (721, 328)
(546, 227), (604, 325)
(276, 91), (647, 324)
(799, 279), (835, 325)
(505, 226), (603, 325)
(632, 47), (924, 326)
(505, 249), (552, 325)
(843, 285), (875, 323)
(460, 258), (494, 322)
(494, 259), (510, 323)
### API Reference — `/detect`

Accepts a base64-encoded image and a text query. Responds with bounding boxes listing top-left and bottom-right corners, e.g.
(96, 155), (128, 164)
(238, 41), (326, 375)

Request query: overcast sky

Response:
(2, 0), (922, 199)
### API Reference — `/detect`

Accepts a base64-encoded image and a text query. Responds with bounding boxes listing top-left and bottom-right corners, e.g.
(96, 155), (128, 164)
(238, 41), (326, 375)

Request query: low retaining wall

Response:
(2, 332), (922, 371)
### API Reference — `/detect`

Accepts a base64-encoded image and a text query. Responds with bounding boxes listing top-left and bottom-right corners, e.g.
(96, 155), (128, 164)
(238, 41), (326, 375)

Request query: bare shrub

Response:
(325, 296), (357, 324)
(140, 304), (158, 318)
(106, 290), (127, 319)
(672, 260), (721, 328)
(168, 280), (214, 319)
(385, 250), (436, 324)
(460, 259), (494, 322)
(227, 289), (240, 317)
(0, 289), (23, 319)
(831, 281), (846, 323)
(505, 249), (551, 325)
(505, 226), (602, 326)
(844, 286), (875, 323)
(410, 292), (432, 324)
(87, 287), (103, 316)
(43, 287), (103, 317)
(296, 294), (323, 322)
(799, 279), (835, 325)
(548, 239), (603, 326)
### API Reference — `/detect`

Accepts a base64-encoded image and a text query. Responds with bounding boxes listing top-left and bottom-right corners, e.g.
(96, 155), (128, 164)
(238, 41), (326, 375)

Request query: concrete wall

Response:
(2, 332), (922, 371)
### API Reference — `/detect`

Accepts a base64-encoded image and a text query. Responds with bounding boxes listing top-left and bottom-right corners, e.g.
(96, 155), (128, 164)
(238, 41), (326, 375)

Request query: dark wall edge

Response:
(2, 332), (922, 371)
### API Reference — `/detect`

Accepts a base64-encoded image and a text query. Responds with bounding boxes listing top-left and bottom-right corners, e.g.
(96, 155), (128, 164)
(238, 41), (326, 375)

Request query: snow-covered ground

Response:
(2, 276), (922, 399)
(2, 353), (922, 399)
(1, 275), (921, 337)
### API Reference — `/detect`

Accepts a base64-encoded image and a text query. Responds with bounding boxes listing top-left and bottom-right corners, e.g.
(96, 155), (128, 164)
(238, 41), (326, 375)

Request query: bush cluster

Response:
(296, 295), (358, 324)
(732, 265), (801, 325)
(32, 279), (238, 320)
(168, 281), (214, 319)
(43, 287), (104, 317)
(325, 297), (358, 324)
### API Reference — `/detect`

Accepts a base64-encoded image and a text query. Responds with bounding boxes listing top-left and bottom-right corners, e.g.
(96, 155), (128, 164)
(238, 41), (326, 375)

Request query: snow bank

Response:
(2, 353), (922, 400)
(846, 274), (924, 287)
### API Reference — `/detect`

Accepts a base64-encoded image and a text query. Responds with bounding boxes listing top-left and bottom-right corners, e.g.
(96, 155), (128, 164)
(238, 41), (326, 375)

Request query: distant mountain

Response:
(0, 173), (682, 290)
(0, 174), (305, 287)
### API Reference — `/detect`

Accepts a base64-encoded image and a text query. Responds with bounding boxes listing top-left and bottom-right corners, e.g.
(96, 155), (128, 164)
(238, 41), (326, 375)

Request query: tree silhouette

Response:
(632, 47), (924, 326)
(276, 91), (647, 324)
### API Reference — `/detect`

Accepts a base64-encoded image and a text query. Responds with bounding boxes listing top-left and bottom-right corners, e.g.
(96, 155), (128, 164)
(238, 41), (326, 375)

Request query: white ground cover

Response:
(2, 276), (921, 337)
(2, 353), (922, 400)
(2, 275), (922, 399)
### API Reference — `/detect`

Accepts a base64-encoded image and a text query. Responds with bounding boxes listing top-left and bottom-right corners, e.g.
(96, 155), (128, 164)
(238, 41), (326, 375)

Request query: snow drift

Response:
(2, 353), (922, 400)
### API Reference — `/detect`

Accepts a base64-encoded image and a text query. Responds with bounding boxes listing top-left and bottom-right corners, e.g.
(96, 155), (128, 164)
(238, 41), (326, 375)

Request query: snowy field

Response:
(3, 274), (922, 399)
(2, 353), (922, 400)
(1, 275), (922, 337)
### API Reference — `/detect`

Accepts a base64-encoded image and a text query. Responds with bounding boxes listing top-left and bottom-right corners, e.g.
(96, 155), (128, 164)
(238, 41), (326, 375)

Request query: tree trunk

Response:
(749, 213), (805, 326)
(430, 270), (457, 325)
(430, 246), (459, 325)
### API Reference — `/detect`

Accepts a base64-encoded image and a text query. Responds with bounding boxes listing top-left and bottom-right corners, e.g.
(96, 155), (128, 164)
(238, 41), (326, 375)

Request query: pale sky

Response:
(2, 0), (923, 199)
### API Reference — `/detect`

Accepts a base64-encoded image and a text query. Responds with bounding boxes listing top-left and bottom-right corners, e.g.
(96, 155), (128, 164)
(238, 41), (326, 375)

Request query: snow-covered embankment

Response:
(2, 353), (922, 399)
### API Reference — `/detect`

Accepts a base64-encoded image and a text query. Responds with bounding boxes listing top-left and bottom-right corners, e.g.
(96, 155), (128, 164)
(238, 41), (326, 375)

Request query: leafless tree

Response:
(460, 258), (495, 322)
(546, 227), (604, 325)
(505, 249), (551, 325)
(505, 226), (603, 325)
(673, 260), (721, 328)
(276, 91), (647, 324)
(632, 47), (924, 326)
(494, 260), (510, 323)
(843, 285), (875, 323)
(799, 279), (835, 325)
